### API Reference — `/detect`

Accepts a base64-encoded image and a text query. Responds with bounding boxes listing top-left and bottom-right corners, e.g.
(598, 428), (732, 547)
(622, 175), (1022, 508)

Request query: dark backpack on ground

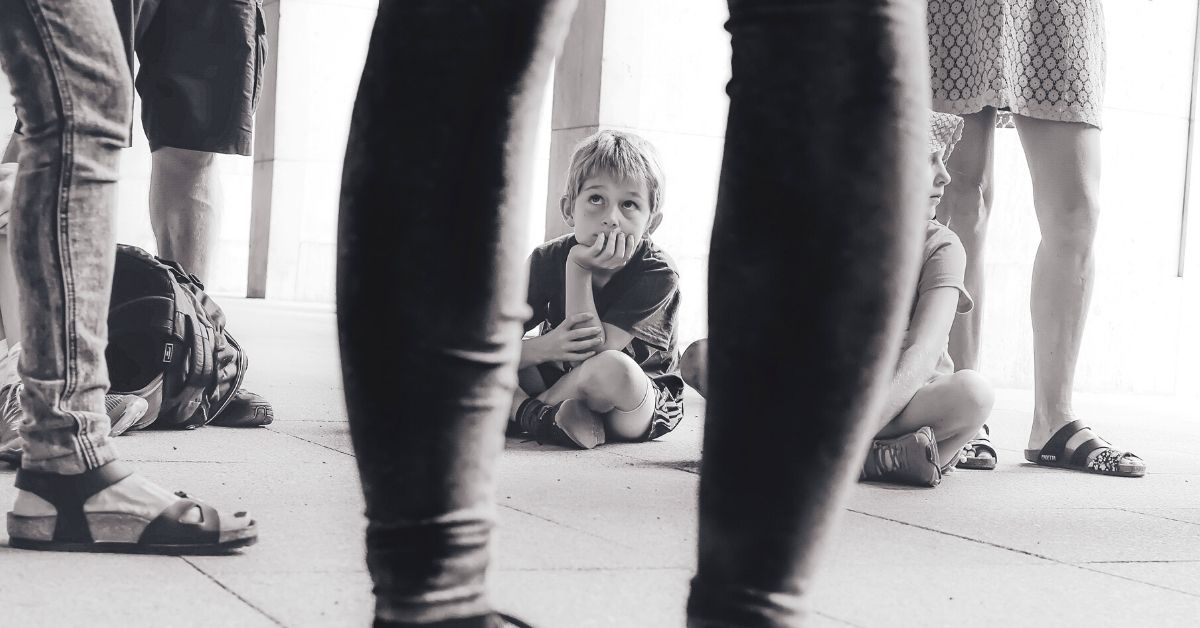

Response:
(105, 244), (248, 429)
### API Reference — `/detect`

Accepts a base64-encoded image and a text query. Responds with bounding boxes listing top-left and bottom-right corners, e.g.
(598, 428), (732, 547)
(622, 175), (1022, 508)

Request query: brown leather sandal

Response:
(7, 460), (257, 554)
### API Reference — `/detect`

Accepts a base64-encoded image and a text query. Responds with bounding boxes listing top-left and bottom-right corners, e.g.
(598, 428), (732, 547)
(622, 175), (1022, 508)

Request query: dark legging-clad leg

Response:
(336, 1), (577, 624)
(688, 1), (930, 625)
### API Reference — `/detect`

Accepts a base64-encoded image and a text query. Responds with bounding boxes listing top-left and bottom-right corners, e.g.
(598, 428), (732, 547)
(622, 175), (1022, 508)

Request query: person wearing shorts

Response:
(1, 0), (257, 555)
(2, 0), (272, 428)
(4, 0), (267, 282)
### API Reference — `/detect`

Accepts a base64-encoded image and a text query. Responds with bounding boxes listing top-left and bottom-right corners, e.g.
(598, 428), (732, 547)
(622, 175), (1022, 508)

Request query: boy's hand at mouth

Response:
(570, 229), (637, 272)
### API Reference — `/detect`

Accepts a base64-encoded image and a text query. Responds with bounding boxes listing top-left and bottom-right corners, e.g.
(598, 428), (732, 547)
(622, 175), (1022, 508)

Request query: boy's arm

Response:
(519, 335), (549, 370)
(564, 252), (605, 345)
(875, 286), (960, 430)
(598, 323), (635, 353)
(519, 313), (604, 370)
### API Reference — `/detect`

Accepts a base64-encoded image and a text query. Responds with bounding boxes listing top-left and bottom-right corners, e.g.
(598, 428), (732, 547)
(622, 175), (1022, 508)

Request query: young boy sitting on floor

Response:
(681, 111), (993, 486)
(510, 130), (684, 449)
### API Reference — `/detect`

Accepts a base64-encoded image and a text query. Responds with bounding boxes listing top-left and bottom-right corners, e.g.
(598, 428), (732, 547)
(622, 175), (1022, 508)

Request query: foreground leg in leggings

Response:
(688, 1), (930, 624)
(336, 1), (577, 624)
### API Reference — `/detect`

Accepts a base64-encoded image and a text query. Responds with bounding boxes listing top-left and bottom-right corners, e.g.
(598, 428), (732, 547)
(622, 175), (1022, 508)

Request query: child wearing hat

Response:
(858, 111), (994, 486)
(681, 111), (993, 487)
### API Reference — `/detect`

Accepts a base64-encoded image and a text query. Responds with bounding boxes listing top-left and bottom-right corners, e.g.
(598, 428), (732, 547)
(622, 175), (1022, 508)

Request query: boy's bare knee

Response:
(680, 339), (707, 391)
(581, 350), (638, 374)
(950, 369), (994, 418)
(578, 350), (644, 400)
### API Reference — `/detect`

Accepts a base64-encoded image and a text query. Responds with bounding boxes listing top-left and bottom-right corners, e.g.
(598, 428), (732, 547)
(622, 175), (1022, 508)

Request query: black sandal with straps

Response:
(1023, 419), (1146, 478)
(7, 460), (257, 554)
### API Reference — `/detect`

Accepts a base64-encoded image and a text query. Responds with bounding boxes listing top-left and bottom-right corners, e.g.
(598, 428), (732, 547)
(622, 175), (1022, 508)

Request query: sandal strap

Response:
(14, 460), (135, 542)
(140, 497), (221, 545)
(1037, 419), (1088, 462)
(1068, 436), (1108, 467)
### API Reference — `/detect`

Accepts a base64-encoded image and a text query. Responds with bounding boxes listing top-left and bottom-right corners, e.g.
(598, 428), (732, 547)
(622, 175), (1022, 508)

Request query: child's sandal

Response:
(956, 423), (997, 470)
(7, 460), (257, 554)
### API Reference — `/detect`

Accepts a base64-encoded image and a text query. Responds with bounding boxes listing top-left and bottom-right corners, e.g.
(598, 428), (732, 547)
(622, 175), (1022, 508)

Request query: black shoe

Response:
(514, 398), (605, 450)
(209, 389), (274, 427)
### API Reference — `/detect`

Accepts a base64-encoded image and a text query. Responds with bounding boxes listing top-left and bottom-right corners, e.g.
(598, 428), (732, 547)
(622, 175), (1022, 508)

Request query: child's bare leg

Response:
(876, 370), (994, 463)
(510, 351), (650, 446)
(602, 375), (655, 441)
(681, 339), (708, 399)
(539, 350), (648, 414)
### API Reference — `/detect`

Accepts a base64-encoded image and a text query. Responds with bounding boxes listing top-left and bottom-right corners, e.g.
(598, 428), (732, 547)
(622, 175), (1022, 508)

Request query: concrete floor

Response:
(1, 298), (1198, 627)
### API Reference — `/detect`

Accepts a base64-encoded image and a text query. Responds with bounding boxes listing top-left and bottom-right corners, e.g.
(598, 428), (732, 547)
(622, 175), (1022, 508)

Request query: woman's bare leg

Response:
(1012, 115), (1101, 449)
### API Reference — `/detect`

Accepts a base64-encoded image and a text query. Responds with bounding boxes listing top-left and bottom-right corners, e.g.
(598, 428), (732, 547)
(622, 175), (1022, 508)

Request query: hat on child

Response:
(929, 111), (965, 159)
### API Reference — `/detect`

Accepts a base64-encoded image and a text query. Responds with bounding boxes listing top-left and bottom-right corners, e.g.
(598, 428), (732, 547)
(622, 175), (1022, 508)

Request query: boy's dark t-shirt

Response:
(525, 234), (685, 435)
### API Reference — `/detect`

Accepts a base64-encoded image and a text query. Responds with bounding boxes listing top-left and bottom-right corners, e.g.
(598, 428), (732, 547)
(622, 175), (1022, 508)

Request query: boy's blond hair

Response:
(562, 130), (665, 214)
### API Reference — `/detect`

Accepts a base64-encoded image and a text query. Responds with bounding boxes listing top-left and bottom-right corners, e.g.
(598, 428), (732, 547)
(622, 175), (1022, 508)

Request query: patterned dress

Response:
(928, 0), (1106, 128)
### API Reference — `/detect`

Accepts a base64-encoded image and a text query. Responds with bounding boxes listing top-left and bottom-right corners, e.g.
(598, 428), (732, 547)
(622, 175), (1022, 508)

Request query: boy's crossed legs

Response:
(686, 338), (994, 486)
(874, 370), (994, 479)
(511, 349), (655, 448)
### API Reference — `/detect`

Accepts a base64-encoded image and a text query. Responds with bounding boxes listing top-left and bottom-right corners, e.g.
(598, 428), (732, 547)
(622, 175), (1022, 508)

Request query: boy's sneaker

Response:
(0, 383), (149, 466)
(860, 426), (942, 487)
(512, 398), (605, 450)
(208, 388), (274, 427)
(105, 393), (150, 437)
(0, 382), (23, 467)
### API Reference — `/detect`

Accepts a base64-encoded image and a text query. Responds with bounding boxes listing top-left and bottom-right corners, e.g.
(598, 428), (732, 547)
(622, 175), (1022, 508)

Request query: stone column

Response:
(248, 0), (378, 300)
(543, 0), (731, 345)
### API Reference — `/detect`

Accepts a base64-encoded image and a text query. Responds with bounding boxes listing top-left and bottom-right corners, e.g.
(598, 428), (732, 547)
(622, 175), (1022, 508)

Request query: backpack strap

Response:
(155, 255), (206, 291)
(207, 330), (248, 421)
(167, 282), (217, 427)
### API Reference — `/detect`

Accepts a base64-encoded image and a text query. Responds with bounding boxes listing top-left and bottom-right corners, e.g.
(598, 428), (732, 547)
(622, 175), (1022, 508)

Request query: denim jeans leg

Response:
(687, 0), (930, 625)
(336, 1), (577, 623)
(0, 0), (132, 474)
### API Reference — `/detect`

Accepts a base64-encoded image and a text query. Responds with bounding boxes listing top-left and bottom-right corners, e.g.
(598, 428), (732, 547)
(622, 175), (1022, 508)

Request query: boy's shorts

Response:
(11, 0), (267, 156)
(535, 363), (685, 441)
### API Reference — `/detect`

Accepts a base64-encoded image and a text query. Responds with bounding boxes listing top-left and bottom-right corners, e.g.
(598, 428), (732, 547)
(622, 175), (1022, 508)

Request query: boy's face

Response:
(562, 172), (660, 249)
(928, 149), (952, 212)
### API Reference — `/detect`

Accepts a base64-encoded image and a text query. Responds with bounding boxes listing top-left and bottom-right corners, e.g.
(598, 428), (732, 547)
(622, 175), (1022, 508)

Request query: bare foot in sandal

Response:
(956, 424), (997, 470)
(1024, 419), (1145, 477)
(9, 461), (256, 552)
